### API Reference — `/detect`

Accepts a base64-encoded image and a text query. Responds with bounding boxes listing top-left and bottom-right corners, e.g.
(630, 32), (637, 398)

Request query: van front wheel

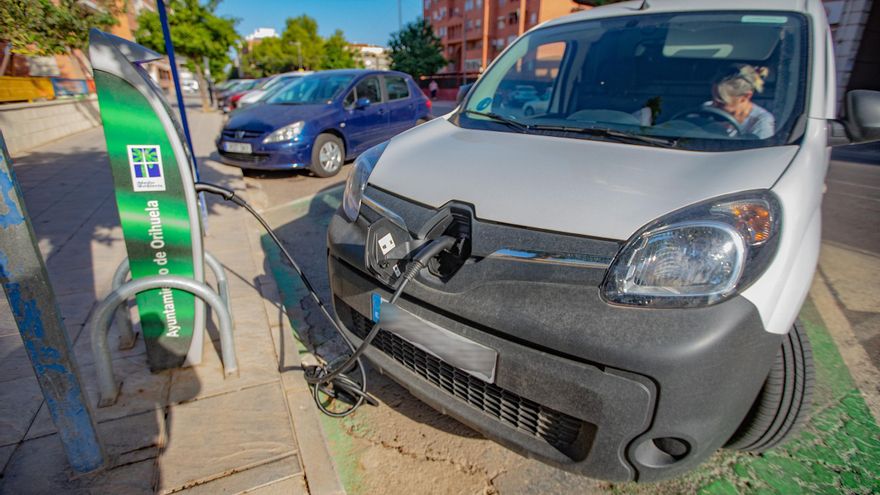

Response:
(725, 321), (814, 453)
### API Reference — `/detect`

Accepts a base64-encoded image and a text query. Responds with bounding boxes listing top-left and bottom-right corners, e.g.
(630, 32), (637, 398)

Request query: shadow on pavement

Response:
(0, 127), (205, 494)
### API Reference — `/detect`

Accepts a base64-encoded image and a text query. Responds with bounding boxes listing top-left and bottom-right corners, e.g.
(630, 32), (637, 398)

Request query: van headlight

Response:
(601, 191), (781, 308)
(342, 141), (388, 222)
(263, 121), (304, 143)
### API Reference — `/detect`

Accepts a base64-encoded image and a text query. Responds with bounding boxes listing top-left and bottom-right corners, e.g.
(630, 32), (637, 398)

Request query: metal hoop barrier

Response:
(90, 275), (237, 407)
(111, 252), (233, 350)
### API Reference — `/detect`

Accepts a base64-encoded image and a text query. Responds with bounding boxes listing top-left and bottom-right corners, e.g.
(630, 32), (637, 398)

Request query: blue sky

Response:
(215, 0), (423, 47)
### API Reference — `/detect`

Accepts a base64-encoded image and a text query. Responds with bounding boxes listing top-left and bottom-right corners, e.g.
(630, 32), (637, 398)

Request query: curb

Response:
(810, 269), (880, 423)
(240, 175), (347, 495)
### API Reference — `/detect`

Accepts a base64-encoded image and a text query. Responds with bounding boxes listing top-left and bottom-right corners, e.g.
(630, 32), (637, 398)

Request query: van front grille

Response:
(338, 299), (585, 455)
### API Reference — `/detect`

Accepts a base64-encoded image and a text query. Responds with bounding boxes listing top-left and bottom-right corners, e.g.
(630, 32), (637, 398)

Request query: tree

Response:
(0, 0), (118, 76)
(320, 30), (357, 70)
(136, 0), (239, 111)
(388, 18), (446, 79)
(241, 37), (295, 77)
(280, 15), (323, 71)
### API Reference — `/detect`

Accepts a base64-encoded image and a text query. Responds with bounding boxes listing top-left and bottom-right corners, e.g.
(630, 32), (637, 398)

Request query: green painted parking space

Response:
(261, 189), (880, 495)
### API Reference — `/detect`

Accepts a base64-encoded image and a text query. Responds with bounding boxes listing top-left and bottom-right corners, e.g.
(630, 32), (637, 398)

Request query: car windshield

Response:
(460, 11), (808, 151)
(265, 74), (354, 105)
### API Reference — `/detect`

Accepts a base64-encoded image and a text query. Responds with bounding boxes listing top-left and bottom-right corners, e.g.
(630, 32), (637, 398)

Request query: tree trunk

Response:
(194, 68), (211, 112)
(0, 44), (11, 77)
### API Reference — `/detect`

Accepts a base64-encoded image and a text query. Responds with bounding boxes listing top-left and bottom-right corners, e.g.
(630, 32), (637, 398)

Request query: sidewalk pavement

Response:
(0, 109), (345, 494)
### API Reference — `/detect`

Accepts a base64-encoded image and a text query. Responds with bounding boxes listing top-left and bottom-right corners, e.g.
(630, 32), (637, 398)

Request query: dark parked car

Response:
(216, 70), (431, 176)
(216, 78), (262, 112)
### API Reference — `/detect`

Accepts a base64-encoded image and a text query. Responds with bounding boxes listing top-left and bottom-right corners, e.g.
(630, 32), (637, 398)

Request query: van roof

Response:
(543, 0), (810, 29)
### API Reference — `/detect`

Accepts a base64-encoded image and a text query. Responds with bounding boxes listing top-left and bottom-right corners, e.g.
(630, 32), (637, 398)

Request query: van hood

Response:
(369, 118), (797, 241)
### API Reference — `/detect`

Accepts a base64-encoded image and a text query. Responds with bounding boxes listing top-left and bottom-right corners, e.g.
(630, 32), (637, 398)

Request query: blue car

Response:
(216, 69), (431, 177)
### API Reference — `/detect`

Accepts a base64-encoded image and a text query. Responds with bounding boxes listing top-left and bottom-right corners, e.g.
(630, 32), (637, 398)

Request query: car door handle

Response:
(378, 108), (385, 114)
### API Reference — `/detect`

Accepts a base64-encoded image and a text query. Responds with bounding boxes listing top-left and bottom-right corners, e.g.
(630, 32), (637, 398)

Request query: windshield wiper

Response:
(526, 124), (680, 148)
(462, 110), (529, 133)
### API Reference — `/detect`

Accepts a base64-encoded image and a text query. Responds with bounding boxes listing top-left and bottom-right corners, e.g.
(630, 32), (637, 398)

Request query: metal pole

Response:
(111, 252), (233, 349)
(156, 0), (200, 183)
(91, 275), (238, 407)
(0, 132), (106, 473)
(296, 41), (303, 70)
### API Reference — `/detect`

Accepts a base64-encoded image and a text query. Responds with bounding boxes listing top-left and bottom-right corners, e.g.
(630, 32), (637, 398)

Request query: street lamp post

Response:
(295, 41), (303, 70)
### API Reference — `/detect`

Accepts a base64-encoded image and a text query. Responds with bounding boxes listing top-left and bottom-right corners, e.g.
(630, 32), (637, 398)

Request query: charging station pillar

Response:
(89, 29), (207, 370)
(0, 132), (106, 473)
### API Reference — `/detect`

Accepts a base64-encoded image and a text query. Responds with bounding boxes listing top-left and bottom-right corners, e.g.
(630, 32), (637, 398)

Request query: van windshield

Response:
(460, 11), (808, 151)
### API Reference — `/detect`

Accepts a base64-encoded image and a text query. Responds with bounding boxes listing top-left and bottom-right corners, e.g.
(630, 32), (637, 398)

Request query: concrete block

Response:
(1, 434), (154, 495)
(176, 455), (303, 495)
(0, 333), (37, 383)
(157, 382), (297, 493)
(26, 355), (171, 439)
(0, 375), (42, 445)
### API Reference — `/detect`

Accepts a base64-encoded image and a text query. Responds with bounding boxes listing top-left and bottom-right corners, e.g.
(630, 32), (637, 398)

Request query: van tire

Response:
(725, 321), (814, 453)
(310, 134), (345, 178)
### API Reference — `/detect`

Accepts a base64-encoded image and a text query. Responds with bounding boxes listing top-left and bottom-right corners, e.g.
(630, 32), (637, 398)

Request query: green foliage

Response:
(241, 15), (357, 76)
(242, 37), (295, 77)
(320, 30), (357, 70)
(280, 15), (324, 71)
(0, 0), (118, 56)
(135, 0), (239, 76)
(388, 18), (445, 79)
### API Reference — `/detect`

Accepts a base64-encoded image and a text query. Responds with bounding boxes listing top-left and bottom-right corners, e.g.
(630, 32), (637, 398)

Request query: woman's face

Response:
(713, 86), (754, 120)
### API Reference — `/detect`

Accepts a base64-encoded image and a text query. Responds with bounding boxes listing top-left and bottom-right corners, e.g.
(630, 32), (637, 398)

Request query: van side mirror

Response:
(830, 89), (880, 146)
(355, 97), (371, 109)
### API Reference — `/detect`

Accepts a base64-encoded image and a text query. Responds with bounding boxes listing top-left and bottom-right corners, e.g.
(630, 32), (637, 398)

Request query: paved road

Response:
(242, 118), (880, 493)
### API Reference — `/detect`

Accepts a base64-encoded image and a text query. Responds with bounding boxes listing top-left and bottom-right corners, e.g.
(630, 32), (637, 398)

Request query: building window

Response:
(530, 12), (537, 25)
(508, 11), (518, 25)
(507, 35), (516, 45)
(424, 0), (430, 9)
(497, 16), (505, 29)
(464, 0), (473, 11)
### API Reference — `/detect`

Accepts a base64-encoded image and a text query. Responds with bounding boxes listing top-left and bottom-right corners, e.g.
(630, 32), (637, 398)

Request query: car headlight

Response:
(601, 191), (781, 308)
(263, 121), (304, 143)
(342, 141), (389, 222)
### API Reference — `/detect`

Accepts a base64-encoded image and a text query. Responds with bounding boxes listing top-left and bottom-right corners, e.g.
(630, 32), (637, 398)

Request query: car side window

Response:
(343, 89), (356, 109)
(385, 76), (410, 101)
(354, 77), (382, 104)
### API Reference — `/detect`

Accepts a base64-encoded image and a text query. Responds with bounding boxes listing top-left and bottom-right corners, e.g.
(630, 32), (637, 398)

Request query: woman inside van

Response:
(709, 65), (776, 139)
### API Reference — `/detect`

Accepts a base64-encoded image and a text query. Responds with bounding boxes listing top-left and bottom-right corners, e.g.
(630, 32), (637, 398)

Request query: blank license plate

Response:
(223, 141), (252, 153)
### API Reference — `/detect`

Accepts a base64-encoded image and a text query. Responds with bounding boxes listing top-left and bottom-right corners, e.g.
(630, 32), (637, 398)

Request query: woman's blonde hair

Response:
(715, 65), (769, 104)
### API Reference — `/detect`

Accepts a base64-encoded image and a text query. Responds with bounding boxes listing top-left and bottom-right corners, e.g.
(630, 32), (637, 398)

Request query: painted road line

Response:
(811, 269), (880, 423)
(259, 184), (345, 215)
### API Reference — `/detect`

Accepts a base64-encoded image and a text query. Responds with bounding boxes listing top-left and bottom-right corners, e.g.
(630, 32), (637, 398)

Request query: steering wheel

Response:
(671, 106), (744, 136)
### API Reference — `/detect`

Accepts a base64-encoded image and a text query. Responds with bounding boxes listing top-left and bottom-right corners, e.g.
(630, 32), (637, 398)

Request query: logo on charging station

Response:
(127, 145), (166, 192)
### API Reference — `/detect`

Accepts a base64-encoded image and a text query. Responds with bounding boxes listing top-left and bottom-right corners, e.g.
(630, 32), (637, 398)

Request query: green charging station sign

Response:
(93, 55), (199, 370)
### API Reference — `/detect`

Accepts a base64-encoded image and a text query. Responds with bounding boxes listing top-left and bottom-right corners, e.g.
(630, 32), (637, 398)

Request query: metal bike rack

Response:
(110, 252), (233, 351)
(90, 275), (237, 407)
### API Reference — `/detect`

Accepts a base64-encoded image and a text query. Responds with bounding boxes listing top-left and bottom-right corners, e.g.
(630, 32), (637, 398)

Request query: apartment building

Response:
(424, 0), (587, 76)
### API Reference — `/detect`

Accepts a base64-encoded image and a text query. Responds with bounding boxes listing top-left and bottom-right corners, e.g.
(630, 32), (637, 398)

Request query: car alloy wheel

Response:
(319, 141), (342, 173)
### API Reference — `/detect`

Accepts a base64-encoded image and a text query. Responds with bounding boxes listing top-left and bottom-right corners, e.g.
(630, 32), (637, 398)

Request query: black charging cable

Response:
(194, 181), (455, 417)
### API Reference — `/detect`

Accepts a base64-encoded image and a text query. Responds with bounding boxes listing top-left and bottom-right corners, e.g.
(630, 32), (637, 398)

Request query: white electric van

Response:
(327, 0), (880, 481)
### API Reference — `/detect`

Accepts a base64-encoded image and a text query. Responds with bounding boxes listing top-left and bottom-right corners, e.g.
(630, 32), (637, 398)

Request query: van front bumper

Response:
(326, 191), (783, 482)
